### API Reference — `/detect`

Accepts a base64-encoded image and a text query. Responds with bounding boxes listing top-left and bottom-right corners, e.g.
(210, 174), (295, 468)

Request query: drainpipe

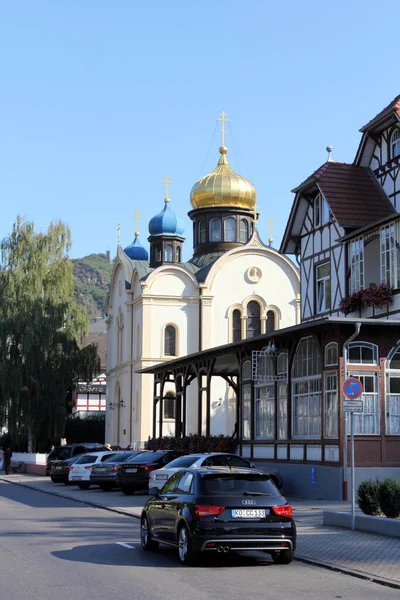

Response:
(342, 321), (361, 501)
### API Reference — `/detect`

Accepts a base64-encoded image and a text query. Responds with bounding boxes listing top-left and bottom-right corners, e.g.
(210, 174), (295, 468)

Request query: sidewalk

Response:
(1, 473), (400, 588)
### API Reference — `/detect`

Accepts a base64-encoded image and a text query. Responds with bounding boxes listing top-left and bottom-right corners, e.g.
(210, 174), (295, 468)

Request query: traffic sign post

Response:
(342, 377), (363, 531)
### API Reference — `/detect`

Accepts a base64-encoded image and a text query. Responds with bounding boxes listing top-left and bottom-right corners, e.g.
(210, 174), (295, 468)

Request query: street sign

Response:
(342, 399), (363, 413)
(342, 377), (363, 399)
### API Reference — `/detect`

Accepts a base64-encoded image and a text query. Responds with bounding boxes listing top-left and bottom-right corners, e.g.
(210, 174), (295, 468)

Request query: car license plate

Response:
(125, 468), (137, 473)
(96, 468), (106, 472)
(155, 474), (168, 480)
(71, 476), (82, 481)
(55, 466), (62, 471)
(231, 509), (266, 519)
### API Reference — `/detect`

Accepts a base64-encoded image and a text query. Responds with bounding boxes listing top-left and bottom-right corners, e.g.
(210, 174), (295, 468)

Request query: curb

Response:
(2, 476), (400, 590)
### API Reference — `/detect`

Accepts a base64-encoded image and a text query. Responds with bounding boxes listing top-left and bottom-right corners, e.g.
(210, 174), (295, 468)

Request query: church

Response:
(105, 115), (300, 448)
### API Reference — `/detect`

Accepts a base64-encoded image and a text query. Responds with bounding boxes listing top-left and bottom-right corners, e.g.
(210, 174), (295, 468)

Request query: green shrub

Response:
(357, 479), (381, 516)
(145, 434), (237, 454)
(378, 478), (400, 519)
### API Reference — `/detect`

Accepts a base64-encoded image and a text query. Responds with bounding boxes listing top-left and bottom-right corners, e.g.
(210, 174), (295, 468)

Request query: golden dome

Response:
(190, 146), (256, 210)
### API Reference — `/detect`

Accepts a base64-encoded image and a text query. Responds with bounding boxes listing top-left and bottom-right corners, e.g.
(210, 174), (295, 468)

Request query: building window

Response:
(209, 218), (222, 242)
(176, 246), (181, 262)
(349, 238), (364, 293)
(325, 342), (338, 366)
(386, 345), (400, 435)
(232, 309), (241, 342)
(155, 246), (162, 262)
(164, 245), (173, 262)
(198, 220), (206, 244)
(266, 310), (275, 332)
(255, 384), (274, 438)
(240, 219), (248, 243)
(246, 301), (261, 338)
(380, 223), (400, 289)
(277, 353), (288, 440)
(292, 337), (322, 438)
(164, 325), (176, 356)
(224, 217), (236, 242)
(348, 342), (378, 365)
(324, 372), (338, 438)
(316, 262), (331, 313)
(347, 373), (379, 435)
(241, 360), (252, 440)
(314, 193), (329, 227)
(391, 129), (400, 159)
(163, 391), (176, 419)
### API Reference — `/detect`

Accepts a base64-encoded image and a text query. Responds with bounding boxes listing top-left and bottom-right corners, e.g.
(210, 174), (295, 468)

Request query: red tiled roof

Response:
(359, 94), (400, 132)
(82, 331), (107, 371)
(294, 162), (395, 228)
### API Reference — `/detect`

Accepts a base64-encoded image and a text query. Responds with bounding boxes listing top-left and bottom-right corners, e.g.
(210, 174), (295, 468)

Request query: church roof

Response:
(124, 233), (149, 261)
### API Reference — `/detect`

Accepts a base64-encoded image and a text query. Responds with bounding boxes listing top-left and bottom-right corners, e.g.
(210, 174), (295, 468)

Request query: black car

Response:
(90, 451), (146, 490)
(141, 467), (296, 565)
(117, 450), (184, 495)
(50, 456), (80, 485)
(46, 443), (108, 475)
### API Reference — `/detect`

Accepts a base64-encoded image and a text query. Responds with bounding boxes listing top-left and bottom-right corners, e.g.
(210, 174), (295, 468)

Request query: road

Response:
(0, 480), (398, 600)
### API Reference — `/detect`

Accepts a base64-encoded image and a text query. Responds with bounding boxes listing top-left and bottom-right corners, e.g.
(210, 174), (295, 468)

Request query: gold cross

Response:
(162, 174), (174, 200)
(267, 218), (275, 239)
(117, 221), (121, 245)
(217, 110), (231, 147)
(132, 211), (142, 235)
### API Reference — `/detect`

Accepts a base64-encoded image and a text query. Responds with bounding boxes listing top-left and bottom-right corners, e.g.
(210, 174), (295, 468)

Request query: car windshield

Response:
(49, 447), (71, 461)
(165, 455), (202, 469)
(130, 451), (166, 463)
(200, 474), (278, 496)
(102, 452), (137, 463)
(75, 454), (98, 464)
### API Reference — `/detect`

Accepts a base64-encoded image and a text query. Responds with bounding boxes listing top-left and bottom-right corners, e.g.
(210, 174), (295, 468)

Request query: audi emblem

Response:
(242, 499), (257, 506)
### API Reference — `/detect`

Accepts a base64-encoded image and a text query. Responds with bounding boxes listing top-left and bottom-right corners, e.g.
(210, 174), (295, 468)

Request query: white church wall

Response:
(147, 269), (198, 297)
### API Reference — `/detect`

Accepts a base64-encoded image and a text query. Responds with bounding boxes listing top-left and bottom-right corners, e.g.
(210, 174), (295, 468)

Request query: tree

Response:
(0, 217), (100, 452)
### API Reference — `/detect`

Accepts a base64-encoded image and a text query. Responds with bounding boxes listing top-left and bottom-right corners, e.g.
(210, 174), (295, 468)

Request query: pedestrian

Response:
(0, 447), (4, 471)
(3, 447), (12, 475)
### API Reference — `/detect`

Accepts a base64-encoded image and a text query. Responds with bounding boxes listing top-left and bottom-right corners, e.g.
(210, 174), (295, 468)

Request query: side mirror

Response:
(250, 462), (256, 468)
(148, 486), (159, 496)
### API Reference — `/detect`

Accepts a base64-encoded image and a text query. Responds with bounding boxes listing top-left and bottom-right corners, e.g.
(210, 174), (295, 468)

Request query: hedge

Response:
(145, 434), (237, 454)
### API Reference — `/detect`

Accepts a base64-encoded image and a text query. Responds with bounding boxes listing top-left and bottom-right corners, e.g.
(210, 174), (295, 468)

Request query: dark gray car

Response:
(90, 451), (146, 490)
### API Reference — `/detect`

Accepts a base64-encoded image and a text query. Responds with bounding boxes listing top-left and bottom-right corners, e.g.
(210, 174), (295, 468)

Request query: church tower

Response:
(148, 175), (185, 268)
(189, 111), (257, 260)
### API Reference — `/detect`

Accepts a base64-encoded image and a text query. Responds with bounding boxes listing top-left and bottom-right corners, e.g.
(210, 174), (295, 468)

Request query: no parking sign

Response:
(342, 377), (363, 399)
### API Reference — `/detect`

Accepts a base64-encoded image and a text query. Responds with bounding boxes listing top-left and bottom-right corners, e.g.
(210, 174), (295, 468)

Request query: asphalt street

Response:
(0, 480), (399, 600)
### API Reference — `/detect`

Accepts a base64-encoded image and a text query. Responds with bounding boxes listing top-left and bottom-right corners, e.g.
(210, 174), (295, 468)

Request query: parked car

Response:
(117, 450), (184, 495)
(141, 467), (296, 565)
(50, 456), (81, 485)
(90, 451), (147, 490)
(148, 452), (283, 492)
(68, 451), (121, 489)
(46, 443), (108, 475)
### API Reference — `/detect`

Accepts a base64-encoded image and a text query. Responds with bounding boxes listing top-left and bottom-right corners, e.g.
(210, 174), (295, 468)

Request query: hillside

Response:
(72, 253), (114, 319)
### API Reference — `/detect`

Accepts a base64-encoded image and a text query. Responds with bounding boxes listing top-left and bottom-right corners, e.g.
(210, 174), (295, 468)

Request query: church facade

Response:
(105, 131), (300, 449)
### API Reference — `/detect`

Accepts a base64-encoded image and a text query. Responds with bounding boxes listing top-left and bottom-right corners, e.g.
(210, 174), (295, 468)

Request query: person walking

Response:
(0, 447), (4, 471)
(3, 447), (12, 475)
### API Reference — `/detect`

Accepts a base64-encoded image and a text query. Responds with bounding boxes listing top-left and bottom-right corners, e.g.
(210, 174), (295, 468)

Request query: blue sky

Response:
(1, 1), (399, 260)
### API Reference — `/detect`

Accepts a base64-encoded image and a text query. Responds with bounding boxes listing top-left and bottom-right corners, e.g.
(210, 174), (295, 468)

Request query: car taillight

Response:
(85, 466), (93, 470)
(195, 505), (225, 518)
(62, 466), (71, 471)
(110, 466), (118, 472)
(144, 465), (155, 472)
(272, 504), (293, 518)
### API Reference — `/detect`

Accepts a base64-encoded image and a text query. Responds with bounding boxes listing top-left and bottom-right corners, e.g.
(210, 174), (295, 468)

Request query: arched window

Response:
(348, 342), (378, 365)
(209, 218), (221, 242)
(292, 337), (322, 438)
(163, 391), (176, 419)
(391, 129), (400, 159)
(198, 220), (206, 244)
(325, 342), (338, 366)
(386, 344), (400, 434)
(266, 310), (275, 332)
(176, 246), (181, 262)
(240, 219), (248, 243)
(164, 245), (173, 262)
(246, 301), (261, 338)
(224, 217), (236, 242)
(164, 325), (176, 356)
(232, 309), (241, 342)
(155, 246), (162, 262)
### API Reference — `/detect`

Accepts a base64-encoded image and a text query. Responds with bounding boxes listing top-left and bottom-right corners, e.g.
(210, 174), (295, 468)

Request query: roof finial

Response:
(117, 221), (121, 246)
(217, 110), (230, 153)
(162, 174), (173, 203)
(267, 217), (274, 246)
(326, 145), (334, 162)
(132, 211), (142, 236)
(253, 203), (260, 226)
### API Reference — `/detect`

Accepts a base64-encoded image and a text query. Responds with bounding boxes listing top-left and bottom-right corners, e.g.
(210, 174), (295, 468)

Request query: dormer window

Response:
(391, 129), (400, 159)
(314, 193), (329, 227)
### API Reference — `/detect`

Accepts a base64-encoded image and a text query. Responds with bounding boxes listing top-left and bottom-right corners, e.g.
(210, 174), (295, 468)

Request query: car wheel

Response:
(78, 482), (90, 490)
(178, 523), (197, 565)
(121, 486), (135, 496)
(270, 549), (294, 564)
(140, 515), (159, 551)
(50, 477), (57, 484)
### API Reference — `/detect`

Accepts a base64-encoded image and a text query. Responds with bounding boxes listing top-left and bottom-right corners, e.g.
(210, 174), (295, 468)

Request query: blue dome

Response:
(124, 234), (149, 261)
(149, 202), (185, 237)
